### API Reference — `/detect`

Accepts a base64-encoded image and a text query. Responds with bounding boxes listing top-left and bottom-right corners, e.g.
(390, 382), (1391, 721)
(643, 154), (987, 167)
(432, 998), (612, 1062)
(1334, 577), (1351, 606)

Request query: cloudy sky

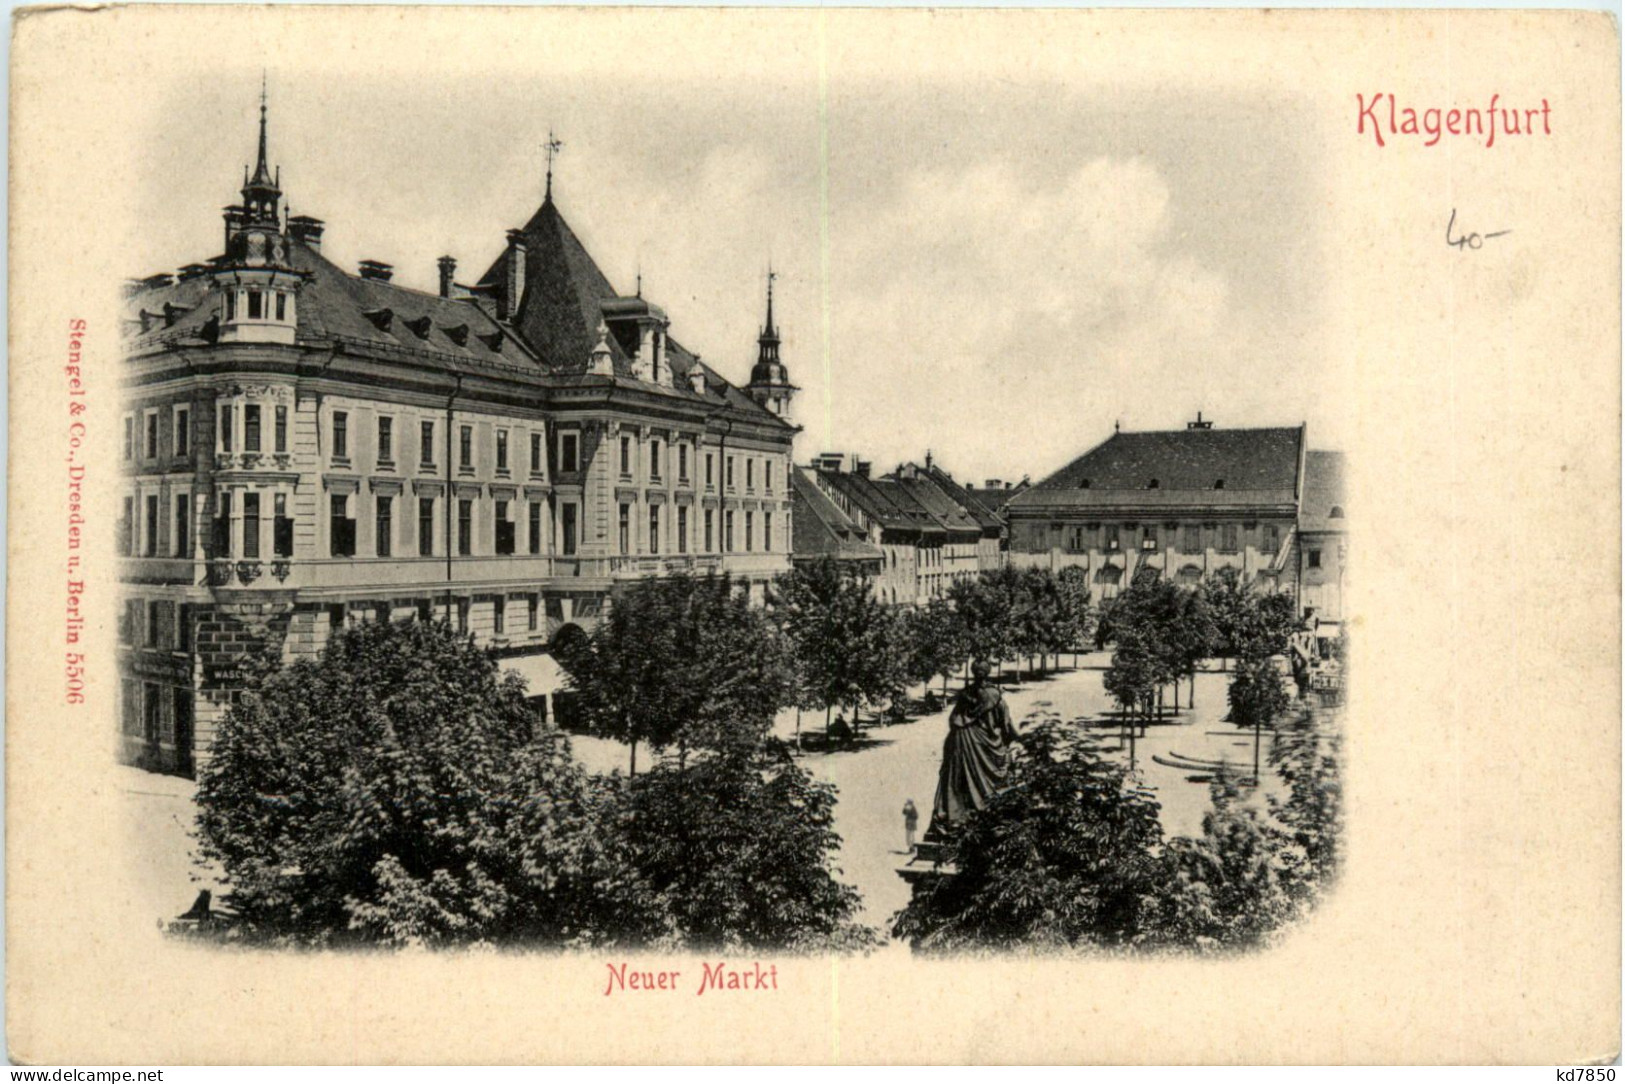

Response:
(132, 57), (1332, 485)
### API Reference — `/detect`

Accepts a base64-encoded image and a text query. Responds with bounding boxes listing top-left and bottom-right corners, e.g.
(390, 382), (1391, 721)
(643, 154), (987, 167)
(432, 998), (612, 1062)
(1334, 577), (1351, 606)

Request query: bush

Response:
(195, 619), (666, 948)
(623, 745), (879, 952)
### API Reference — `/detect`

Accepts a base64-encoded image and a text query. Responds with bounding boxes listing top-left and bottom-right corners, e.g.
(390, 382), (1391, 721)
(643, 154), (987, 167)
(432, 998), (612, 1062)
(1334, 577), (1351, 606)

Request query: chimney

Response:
(984, 478), (1003, 490)
(222, 205), (247, 250)
(1187, 411), (1214, 430)
(287, 215), (325, 250)
(502, 229), (526, 320)
(688, 364), (708, 395)
(855, 459), (872, 479)
(437, 255), (457, 299)
(358, 260), (394, 282)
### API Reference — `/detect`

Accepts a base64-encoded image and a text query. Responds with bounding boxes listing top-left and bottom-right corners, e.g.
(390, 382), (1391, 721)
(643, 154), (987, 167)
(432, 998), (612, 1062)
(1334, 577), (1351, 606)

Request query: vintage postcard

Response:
(7, 5), (1620, 1065)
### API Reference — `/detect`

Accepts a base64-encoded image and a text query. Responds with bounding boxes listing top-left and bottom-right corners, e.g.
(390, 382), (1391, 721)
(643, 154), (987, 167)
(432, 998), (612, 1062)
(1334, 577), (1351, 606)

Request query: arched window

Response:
(1329, 505), (1344, 518)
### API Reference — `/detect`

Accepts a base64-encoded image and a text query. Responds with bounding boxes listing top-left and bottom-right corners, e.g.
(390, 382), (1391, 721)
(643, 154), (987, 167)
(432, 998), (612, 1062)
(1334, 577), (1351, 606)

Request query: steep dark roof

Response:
(815, 469), (921, 536)
(968, 483), (1025, 513)
(1009, 426), (1305, 513)
(1299, 450), (1347, 533)
(124, 238), (534, 371)
(791, 468), (884, 564)
(922, 465), (1005, 532)
(889, 471), (983, 539)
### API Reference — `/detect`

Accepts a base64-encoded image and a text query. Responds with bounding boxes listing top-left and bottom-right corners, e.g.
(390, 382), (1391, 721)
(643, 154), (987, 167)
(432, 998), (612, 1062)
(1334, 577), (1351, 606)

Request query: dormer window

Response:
(1329, 505), (1344, 519)
(1214, 479), (1225, 490)
(1078, 478), (1091, 489)
(1147, 478), (1160, 489)
(404, 316), (432, 339)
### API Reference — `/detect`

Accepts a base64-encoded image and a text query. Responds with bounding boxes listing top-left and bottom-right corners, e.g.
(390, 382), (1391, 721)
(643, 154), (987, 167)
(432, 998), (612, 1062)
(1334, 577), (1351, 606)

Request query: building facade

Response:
(1004, 420), (1327, 604)
(118, 103), (797, 774)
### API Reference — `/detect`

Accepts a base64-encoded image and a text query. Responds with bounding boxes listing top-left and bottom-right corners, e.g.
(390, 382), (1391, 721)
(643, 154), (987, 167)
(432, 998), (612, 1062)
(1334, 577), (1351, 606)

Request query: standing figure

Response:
(929, 660), (1020, 834)
(902, 798), (919, 852)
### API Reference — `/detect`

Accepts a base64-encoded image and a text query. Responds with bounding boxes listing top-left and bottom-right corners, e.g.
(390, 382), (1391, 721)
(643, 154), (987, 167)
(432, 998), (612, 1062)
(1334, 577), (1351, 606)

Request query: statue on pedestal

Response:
(928, 660), (1020, 834)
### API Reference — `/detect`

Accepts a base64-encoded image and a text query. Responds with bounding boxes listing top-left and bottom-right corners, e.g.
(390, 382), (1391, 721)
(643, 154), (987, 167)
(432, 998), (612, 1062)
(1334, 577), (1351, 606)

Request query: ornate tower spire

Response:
(544, 129), (563, 202)
(746, 267), (796, 418)
(241, 74), (281, 227)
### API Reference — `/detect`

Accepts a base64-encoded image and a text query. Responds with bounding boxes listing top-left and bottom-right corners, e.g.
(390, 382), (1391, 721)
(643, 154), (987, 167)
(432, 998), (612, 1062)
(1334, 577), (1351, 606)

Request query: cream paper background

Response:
(6, 6), (1620, 1064)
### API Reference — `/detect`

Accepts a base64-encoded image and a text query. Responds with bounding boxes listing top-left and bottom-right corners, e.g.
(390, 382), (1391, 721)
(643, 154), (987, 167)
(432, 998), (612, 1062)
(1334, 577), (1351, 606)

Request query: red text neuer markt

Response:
(603, 961), (780, 997)
(1358, 92), (1552, 148)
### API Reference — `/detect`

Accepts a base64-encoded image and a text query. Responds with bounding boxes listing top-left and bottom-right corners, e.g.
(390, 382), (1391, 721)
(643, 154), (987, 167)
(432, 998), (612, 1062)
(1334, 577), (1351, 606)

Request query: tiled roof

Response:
(1008, 426), (1305, 513)
(791, 468), (884, 564)
(814, 469), (919, 536)
(922, 465), (1006, 531)
(968, 484), (1024, 512)
(1299, 450), (1347, 533)
(124, 239), (535, 372)
(889, 471), (983, 538)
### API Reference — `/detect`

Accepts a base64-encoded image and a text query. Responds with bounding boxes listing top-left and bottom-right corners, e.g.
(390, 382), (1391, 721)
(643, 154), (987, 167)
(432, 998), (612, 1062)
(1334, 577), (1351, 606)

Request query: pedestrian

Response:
(902, 798), (919, 852)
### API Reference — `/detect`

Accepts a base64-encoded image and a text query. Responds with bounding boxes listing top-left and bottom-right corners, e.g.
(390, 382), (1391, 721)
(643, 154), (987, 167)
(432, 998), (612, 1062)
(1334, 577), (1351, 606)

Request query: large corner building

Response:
(118, 101), (799, 774)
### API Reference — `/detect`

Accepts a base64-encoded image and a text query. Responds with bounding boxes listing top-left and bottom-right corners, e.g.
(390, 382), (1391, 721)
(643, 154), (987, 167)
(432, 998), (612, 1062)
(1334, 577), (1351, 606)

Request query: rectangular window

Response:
(677, 506), (688, 554)
(275, 292), (287, 321)
(528, 595), (539, 632)
(421, 421), (435, 467)
(458, 499), (473, 556)
(619, 504), (631, 554)
(243, 405), (261, 452)
(174, 406), (190, 458)
(144, 494), (159, 556)
(418, 498), (435, 556)
(1221, 524), (1239, 553)
(247, 289), (263, 320)
(274, 405), (287, 453)
(650, 441), (662, 480)
(1263, 525), (1280, 556)
(496, 429), (509, 472)
(459, 426), (473, 470)
(561, 503), (578, 556)
(704, 509), (714, 552)
(123, 415), (134, 461)
(764, 511), (772, 551)
(560, 432), (579, 473)
(215, 492), (232, 558)
(146, 603), (161, 648)
(242, 493), (261, 559)
(176, 603), (192, 651)
(1140, 526), (1157, 552)
(493, 598), (505, 635)
(457, 598), (469, 633)
(705, 453), (715, 489)
(620, 436), (632, 477)
(528, 502), (542, 554)
(1184, 525), (1202, 551)
(765, 461), (773, 493)
(495, 500), (515, 555)
(726, 456), (735, 490)
(746, 459), (754, 491)
(649, 504), (660, 554)
(329, 494), (355, 557)
(225, 291), (237, 323)
(530, 432), (543, 476)
(274, 493), (293, 557)
(332, 411), (348, 459)
(1105, 524), (1120, 551)
(376, 495), (393, 557)
(679, 444), (689, 482)
(1307, 548), (1322, 569)
(725, 510), (735, 553)
(219, 405), (233, 453)
(745, 511), (754, 552)
(378, 417), (393, 463)
(174, 494), (190, 557)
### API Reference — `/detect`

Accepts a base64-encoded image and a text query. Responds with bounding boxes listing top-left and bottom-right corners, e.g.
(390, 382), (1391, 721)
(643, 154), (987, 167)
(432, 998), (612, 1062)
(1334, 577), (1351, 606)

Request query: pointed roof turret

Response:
(240, 75), (281, 227)
(746, 267), (796, 417)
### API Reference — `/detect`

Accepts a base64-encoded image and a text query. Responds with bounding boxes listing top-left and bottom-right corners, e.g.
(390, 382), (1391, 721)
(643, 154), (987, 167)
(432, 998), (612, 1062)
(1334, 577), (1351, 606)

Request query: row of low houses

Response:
(120, 100), (1347, 778)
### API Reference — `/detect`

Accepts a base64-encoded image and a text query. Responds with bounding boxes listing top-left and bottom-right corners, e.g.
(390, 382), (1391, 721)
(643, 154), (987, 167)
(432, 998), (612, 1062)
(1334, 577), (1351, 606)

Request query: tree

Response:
(556, 572), (793, 772)
(904, 597), (970, 697)
(1228, 654), (1292, 782)
(1054, 565), (1095, 666)
(1268, 703), (1344, 899)
(195, 619), (666, 947)
(623, 744), (879, 951)
(892, 714), (1168, 952)
(773, 558), (905, 733)
(948, 567), (1022, 677)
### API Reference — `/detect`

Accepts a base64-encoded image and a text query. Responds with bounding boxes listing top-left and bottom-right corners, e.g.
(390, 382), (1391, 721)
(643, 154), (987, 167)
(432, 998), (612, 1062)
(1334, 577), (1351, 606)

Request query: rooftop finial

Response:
(256, 72), (269, 178)
(544, 129), (564, 201)
(764, 265), (777, 336)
